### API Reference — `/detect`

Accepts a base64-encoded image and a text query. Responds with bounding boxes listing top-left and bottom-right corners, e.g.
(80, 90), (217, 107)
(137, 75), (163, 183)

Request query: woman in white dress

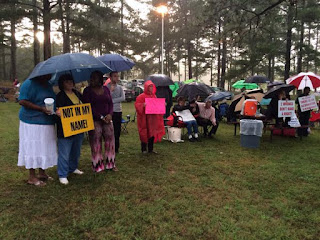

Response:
(18, 74), (57, 186)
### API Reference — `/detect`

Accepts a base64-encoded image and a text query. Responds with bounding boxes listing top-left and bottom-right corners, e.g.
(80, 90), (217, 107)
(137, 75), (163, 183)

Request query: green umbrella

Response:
(169, 82), (180, 97)
(183, 78), (200, 84)
(232, 80), (259, 90)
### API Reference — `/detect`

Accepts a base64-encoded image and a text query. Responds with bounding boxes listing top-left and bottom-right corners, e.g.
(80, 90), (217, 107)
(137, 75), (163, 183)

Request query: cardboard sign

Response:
(298, 95), (318, 112)
(145, 98), (166, 114)
(175, 109), (196, 122)
(60, 103), (94, 137)
(278, 100), (295, 118)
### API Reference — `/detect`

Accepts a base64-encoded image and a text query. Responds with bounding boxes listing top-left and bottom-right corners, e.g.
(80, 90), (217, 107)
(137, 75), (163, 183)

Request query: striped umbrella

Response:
(286, 72), (320, 90)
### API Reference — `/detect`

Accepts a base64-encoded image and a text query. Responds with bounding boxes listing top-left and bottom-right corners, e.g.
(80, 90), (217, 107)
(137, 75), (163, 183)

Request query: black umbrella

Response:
(245, 75), (270, 83)
(206, 91), (232, 102)
(177, 82), (214, 101)
(264, 84), (295, 98)
(267, 81), (285, 89)
(146, 74), (174, 87)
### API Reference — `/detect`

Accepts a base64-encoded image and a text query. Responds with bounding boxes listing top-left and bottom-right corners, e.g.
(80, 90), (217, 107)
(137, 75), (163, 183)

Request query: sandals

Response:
(27, 180), (46, 187)
(37, 175), (54, 181)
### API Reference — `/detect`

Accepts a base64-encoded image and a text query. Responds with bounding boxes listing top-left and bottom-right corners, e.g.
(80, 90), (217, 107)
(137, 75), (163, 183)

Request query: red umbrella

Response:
(286, 72), (320, 90)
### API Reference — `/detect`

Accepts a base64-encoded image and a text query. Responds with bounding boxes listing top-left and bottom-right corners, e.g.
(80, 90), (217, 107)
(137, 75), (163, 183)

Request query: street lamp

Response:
(156, 5), (168, 74)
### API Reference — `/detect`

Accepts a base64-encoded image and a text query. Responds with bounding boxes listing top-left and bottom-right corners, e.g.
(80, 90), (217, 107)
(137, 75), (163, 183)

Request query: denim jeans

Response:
(184, 120), (198, 136)
(57, 133), (84, 178)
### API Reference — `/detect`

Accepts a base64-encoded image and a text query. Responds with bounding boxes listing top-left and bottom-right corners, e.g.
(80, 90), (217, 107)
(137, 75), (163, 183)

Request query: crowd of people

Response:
(17, 72), (314, 186)
(18, 71), (123, 186)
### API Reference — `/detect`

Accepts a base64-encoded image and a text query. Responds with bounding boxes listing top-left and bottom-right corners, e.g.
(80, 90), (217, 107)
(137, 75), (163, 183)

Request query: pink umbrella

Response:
(286, 72), (320, 90)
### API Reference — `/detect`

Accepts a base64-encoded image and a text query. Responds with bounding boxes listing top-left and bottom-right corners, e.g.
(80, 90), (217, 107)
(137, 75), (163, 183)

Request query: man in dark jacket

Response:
(296, 87), (311, 136)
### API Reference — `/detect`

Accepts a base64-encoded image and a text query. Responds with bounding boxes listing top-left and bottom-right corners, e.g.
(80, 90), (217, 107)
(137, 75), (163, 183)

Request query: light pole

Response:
(156, 5), (168, 74)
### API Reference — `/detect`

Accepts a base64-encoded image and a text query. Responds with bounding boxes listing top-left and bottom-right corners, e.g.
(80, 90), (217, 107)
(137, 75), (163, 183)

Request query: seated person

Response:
(173, 97), (199, 142)
(219, 100), (229, 118)
(189, 99), (200, 119)
(266, 90), (289, 127)
(196, 99), (217, 137)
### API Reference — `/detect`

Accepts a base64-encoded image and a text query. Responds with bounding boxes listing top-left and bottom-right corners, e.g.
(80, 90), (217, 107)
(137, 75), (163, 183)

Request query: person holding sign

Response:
(83, 71), (118, 172)
(172, 97), (199, 142)
(296, 87), (311, 136)
(135, 81), (165, 154)
(18, 74), (57, 187)
(106, 72), (125, 154)
(55, 74), (84, 185)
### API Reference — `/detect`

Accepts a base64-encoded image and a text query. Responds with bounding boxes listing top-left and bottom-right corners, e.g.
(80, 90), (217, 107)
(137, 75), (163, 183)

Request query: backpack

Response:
(166, 113), (185, 127)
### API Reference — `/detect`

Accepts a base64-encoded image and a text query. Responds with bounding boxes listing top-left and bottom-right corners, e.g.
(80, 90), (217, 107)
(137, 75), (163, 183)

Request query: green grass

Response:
(0, 102), (319, 240)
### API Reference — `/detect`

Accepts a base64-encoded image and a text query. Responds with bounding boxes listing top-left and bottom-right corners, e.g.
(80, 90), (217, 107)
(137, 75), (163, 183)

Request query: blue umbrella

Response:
(97, 54), (135, 72)
(206, 91), (232, 101)
(28, 53), (113, 84)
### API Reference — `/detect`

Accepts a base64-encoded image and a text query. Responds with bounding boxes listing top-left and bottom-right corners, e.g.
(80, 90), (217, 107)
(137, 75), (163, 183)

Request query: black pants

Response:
(298, 111), (310, 136)
(141, 137), (154, 153)
(112, 112), (122, 153)
(197, 118), (218, 136)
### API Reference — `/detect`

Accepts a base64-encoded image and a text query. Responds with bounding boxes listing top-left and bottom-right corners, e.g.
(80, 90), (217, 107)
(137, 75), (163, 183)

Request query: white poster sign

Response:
(298, 95), (318, 112)
(278, 100), (295, 118)
(288, 113), (301, 128)
(175, 110), (196, 122)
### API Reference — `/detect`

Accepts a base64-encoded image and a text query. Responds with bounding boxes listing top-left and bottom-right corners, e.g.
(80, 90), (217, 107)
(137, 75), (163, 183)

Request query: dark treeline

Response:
(0, 0), (320, 88)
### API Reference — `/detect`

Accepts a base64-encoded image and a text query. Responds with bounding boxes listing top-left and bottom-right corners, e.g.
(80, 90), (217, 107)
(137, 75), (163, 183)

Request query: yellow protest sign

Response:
(60, 103), (94, 137)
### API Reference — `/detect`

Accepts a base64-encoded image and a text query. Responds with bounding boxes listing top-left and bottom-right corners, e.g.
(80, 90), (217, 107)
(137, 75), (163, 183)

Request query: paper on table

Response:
(145, 98), (166, 114)
(175, 109), (196, 122)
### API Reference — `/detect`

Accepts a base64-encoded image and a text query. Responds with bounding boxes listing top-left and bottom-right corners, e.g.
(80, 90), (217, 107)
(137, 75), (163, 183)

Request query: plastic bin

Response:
(240, 119), (263, 148)
(240, 135), (260, 148)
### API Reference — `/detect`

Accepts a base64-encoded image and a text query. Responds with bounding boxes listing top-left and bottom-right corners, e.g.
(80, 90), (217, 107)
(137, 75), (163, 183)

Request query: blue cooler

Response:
(240, 119), (263, 148)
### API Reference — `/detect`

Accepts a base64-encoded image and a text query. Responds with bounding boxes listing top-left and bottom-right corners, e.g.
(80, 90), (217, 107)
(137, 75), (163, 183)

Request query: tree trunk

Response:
(210, 56), (213, 86)
(315, 26), (319, 74)
(297, 0), (305, 73)
(306, 23), (311, 71)
(268, 54), (272, 81)
(0, 23), (6, 80)
(32, 0), (40, 66)
(187, 40), (192, 79)
(65, 0), (70, 52)
(217, 18), (222, 87)
(284, 2), (294, 81)
(120, 0), (124, 79)
(43, 0), (51, 60)
(220, 37), (227, 88)
(184, 55), (187, 81)
(10, 4), (17, 80)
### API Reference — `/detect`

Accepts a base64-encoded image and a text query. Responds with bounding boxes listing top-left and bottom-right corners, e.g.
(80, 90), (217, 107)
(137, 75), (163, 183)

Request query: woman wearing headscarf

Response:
(82, 71), (118, 172)
(135, 81), (165, 154)
(18, 74), (57, 186)
(55, 74), (84, 185)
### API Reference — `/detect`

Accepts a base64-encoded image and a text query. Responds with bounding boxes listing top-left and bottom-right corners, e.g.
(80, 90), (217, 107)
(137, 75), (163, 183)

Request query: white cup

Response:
(44, 98), (54, 113)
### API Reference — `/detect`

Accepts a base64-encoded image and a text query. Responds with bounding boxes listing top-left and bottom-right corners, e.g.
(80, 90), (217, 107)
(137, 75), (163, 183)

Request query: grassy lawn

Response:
(0, 101), (319, 240)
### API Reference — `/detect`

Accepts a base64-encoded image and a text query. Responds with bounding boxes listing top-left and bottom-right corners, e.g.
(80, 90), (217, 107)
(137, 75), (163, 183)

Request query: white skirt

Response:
(18, 121), (57, 169)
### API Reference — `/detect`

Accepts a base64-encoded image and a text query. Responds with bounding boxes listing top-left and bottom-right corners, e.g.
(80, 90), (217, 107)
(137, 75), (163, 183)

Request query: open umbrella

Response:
(245, 75), (270, 83)
(286, 72), (320, 90)
(267, 81), (284, 90)
(206, 91), (232, 102)
(28, 53), (113, 84)
(233, 90), (265, 112)
(169, 82), (180, 97)
(232, 80), (259, 90)
(177, 82), (214, 101)
(97, 54), (135, 72)
(183, 78), (201, 84)
(146, 74), (174, 87)
(264, 84), (295, 99)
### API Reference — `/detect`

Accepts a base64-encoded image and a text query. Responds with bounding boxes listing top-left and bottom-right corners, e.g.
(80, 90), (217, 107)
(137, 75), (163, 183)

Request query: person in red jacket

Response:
(135, 80), (165, 154)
